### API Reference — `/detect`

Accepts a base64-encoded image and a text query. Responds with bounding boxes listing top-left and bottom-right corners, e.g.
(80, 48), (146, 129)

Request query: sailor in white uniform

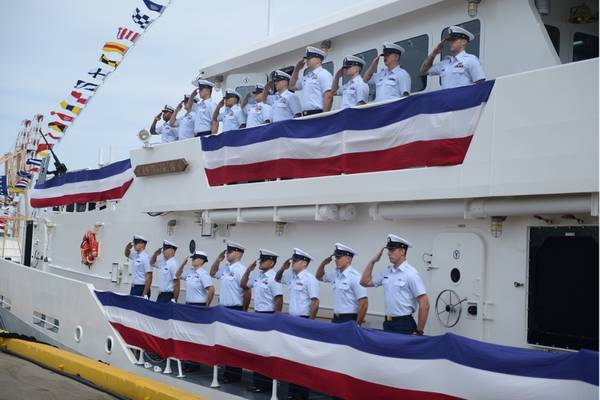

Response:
(360, 234), (430, 335)
(325, 55), (370, 111)
(275, 248), (319, 400)
(240, 249), (283, 393)
(209, 241), (248, 383)
(241, 84), (273, 128)
(421, 25), (485, 89)
(150, 240), (180, 303)
(187, 79), (216, 137)
(212, 89), (246, 134)
(290, 46), (333, 116)
(149, 105), (178, 143)
(176, 251), (214, 306)
(124, 235), (152, 298)
(363, 42), (411, 102)
(316, 243), (368, 325)
(265, 70), (302, 122)
(168, 95), (197, 140)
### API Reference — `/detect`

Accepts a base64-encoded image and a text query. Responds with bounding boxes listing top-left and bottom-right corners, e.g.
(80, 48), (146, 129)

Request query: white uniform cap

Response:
(343, 55), (366, 67)
(162, 105), (175, 113)
(273, 70), (291, 81)
(382, 42), (405, 55)
(305, 46), (327, 59)
(163, 240), (178, 249)
(226, 241), (246, 252)
(334, 243), (357, 257)
(447, 26), (475, 41)
(190, 251), (208, 260)
(133, 234), (147, 242)
(386, 234), (412, 249)
(224, 88), (241, 99)
(259, 249), (279, 260)
(292, 248), (313, 261)
(253, 83), (265, 93)
(196, 79), (215, 88)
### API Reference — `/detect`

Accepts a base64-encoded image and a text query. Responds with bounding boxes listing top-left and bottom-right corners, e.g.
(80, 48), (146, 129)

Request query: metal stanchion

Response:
(210, 365), (220, 387)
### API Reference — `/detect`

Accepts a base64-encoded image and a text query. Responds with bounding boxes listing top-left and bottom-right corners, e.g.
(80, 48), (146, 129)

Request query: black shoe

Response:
(246, 386), (257, 391)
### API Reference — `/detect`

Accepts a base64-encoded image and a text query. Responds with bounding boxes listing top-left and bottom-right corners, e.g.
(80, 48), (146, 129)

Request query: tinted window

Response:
(441, 19), (481, 58)
(573, 32), (598, 61)
(395, 34), (429, 92)
(544, 24), (560, 56)
(235, 85), (255, 101)
(342, 49), (377, 100)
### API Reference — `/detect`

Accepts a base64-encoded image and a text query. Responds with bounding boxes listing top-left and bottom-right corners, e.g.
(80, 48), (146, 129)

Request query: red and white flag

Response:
(117, 27), (140, 43)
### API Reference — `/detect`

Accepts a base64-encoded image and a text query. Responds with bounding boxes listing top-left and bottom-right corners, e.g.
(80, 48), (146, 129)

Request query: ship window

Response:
(573, 32), (598, 62)
(235, 85), (255, 100)
(440, 19), (481, 58)
(342, 48), (378, 100)
(395, 34), (429, 93)
(544, 24), (560, 56)
(528, 226), (598, 351)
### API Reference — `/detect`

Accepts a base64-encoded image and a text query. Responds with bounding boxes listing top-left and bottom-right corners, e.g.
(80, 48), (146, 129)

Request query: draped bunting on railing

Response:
(96, 291), (598, 400)
(200, 80), (494, 186)
(30, 159), (133, 208)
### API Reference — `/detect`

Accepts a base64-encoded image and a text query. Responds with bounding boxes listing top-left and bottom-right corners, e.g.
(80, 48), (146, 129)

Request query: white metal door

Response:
(428, 232), (485, 339)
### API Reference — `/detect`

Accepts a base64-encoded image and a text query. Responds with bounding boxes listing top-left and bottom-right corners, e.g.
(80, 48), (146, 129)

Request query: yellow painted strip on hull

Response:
(0, 337), (205, 400)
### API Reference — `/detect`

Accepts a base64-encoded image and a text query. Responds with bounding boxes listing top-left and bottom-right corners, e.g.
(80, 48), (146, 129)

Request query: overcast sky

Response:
(1, 0), (365, 170)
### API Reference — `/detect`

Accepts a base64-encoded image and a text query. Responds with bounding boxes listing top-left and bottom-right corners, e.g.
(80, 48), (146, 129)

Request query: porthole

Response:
(74, 325), (83, 343)
(450, 268), (461, 283)
(105, 336), (114, 354)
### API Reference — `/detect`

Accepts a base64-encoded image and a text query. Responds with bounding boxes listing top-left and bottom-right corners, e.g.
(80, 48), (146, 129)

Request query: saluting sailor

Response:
(275, 248), (319, 400)
(325, 55), (370, 111)
(240, 249), (283, 394)
(420, 25), (485, 89)
(241, 84), (273, 128)
(187, 79), (216, 137)
(168, 94), (197, 140)
(290, 46), (333, 116)
(176, 251), (215, 307)
(150, 240), (180, 303)
(212, 89), (246, 134)
(124, 235), (152, 299)
(360, 235), (429, 335)
(363, 42), (411, 102)
(275, 248), (320, 319)
(265, 70), (302, 122)
(209, 241), (248, 383)
(316, 243), (368, 325)
(149, 105), (178, 143)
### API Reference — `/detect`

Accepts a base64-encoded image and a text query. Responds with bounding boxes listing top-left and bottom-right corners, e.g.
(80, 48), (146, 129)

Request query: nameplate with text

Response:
(134, 158), (189, 177)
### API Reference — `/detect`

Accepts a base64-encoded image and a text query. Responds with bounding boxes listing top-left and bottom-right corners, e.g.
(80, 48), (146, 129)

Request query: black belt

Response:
(195, 130), (212, 137)
(385, 315), (413, 321)
(255, 310), (274, 314)
(160, 291), (174, 295)
(334, 313), (358, 318)
(302, 109), (322, 116)
(186, 302), (207, 306)
(225, 305), (243, 310)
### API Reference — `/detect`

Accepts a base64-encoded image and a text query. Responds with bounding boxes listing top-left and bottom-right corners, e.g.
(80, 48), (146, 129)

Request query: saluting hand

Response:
(217, 98), (225, 107)
(282, 258), (292, 270)
(154, 248), (162, 255)
(248, 260), (257, 271)
(216, 250), (226, 263)
(433, 40), (445, 55)
(296, 58), (305, 69)
(335, 68), (344, 78)
(322, 255), (333, 265)
(154, 112), (162, 122)
(126, 242), (133, 249)
(371, 247), (384, 263)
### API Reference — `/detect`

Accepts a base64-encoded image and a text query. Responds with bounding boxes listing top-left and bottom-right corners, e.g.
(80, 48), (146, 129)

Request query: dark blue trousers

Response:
(383, 315), (417, 334)
(130, 284), (150, 297)
(156, 291), (173, 303)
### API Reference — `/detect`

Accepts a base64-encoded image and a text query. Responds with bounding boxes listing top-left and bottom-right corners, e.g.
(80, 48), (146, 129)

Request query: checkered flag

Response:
(131, 7), (153, 29)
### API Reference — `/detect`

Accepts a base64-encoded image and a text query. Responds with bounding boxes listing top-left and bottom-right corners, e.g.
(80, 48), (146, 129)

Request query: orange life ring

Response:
(80, 231), (99, 267)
